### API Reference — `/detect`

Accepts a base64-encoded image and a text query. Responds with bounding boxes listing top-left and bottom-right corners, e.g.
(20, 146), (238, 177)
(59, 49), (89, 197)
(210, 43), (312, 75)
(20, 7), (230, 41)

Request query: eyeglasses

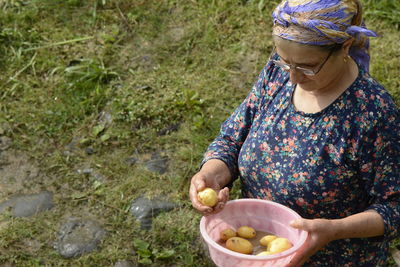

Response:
(270, 47), (335, 76)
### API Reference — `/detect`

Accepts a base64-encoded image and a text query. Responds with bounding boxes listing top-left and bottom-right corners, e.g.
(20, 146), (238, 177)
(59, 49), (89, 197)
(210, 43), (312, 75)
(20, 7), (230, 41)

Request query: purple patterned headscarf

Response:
(272, 0), (377, 72)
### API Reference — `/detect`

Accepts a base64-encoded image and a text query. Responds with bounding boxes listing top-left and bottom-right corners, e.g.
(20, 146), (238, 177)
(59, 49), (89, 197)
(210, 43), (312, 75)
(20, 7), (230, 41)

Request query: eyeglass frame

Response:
(270, 46), (336, 76)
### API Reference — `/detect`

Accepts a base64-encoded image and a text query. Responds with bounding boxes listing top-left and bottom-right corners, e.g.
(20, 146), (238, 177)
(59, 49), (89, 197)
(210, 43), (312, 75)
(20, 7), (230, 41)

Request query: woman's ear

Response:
(342, 38), (354, 56)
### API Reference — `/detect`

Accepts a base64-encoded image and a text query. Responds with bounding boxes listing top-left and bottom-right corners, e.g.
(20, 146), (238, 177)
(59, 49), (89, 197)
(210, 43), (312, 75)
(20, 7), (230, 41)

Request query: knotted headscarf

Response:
(272, 0), (377, 72)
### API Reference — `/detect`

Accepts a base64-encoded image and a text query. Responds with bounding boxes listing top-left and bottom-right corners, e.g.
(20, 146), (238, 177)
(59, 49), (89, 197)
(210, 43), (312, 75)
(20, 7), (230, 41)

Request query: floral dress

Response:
(202, 58), (400, 266)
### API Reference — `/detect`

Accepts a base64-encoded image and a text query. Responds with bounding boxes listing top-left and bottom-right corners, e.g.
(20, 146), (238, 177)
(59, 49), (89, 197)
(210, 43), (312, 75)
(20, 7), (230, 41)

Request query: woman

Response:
(189, 0), (399, 266)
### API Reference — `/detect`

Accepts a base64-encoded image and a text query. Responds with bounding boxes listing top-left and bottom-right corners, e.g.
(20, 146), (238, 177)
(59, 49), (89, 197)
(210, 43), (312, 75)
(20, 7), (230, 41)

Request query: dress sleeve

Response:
(201, 59), (281, 181)
(361, 104), (400, 241)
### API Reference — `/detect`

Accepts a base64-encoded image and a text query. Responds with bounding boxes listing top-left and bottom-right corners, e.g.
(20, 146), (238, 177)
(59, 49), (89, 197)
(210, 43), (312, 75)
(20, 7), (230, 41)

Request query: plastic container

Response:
(200, 199), (308, 267)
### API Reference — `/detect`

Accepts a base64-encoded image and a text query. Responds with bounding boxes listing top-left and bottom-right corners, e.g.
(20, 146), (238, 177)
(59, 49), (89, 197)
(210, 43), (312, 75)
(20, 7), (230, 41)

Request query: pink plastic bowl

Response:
(200, 199), (308, 267)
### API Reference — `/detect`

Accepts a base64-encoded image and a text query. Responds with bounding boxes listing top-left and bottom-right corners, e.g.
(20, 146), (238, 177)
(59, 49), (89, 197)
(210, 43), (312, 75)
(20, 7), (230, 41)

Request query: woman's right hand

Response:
(189, 170), (230, 215)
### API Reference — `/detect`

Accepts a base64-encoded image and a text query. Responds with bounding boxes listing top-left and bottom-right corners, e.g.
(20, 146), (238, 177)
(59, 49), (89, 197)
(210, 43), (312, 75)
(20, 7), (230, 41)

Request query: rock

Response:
(144, 153), (168, 174)
(125, 156), (138, 166)
(85, 147), (95, 155)
(157, 123), (180, 136)
(76, 167), (106, 183)
(134, 85), (152, 91)
(130, 196), (178, 230)
(63, 137), (80, 156)
(0, 191), (54, 217)
(114, 260), (137, 267)
(98, 110), (113, 128)
(55, 217), (106, 258)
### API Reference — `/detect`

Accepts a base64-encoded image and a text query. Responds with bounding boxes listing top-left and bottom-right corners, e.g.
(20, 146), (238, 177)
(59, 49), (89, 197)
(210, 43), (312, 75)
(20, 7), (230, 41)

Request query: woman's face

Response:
(273, 37), (348, 92)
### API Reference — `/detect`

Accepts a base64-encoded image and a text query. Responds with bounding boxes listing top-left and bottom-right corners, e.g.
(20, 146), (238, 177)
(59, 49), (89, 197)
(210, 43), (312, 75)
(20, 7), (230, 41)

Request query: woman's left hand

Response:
(285, 218), (336, 267)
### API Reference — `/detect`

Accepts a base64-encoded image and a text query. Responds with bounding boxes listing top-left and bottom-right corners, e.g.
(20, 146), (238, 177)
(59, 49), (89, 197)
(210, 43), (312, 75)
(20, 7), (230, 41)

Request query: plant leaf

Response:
(100, 133), (110, 142)
(92, 124), (105, 137)
(155, 249), (175, 259)
(138, 258), (152, 265)
(133, 238), (150, 250)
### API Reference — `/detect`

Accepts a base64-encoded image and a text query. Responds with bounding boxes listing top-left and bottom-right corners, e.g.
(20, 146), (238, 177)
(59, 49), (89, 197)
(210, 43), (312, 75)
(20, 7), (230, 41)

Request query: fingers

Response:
(212, 187), (230, 213)
(286, 218), (333, 267)
(285, 233), (313, 267)
(192, 174), (207, 192)
(218, 187), (229, 203)
(290, 218), (312, 231)
(290, 218), (309, 229)
(189, 181), (213, 214)
(189, 172), (230, 215)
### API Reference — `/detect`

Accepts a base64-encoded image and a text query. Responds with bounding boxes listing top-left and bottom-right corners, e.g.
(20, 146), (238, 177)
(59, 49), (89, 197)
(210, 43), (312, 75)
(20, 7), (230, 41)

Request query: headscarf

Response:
(272, 0), (377, 72)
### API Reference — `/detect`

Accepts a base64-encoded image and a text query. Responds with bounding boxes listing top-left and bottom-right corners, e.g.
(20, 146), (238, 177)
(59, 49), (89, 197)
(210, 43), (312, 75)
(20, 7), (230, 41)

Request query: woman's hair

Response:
(351, 0), (363, 27)
(272, 0), (377, 71)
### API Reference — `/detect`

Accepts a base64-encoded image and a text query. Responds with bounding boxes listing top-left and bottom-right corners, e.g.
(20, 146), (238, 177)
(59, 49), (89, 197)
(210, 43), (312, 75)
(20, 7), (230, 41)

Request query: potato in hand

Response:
(197, 188), (218, 207)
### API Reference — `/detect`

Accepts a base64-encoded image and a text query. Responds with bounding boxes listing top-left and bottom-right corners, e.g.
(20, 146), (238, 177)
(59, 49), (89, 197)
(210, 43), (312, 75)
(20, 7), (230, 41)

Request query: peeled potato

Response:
(197, 188), (218, 207)
(267, 237), (293, 254)
(226, 237), (253, 254)
(257, 251), (274, 256)
(237, 226), (256, 239)
(220, 228), (237, 241)
(259, 235), (278, 247)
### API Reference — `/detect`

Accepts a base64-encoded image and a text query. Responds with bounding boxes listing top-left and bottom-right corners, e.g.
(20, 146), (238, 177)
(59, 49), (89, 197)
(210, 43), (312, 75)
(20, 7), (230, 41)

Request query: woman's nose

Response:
(289, 69), (305, 84)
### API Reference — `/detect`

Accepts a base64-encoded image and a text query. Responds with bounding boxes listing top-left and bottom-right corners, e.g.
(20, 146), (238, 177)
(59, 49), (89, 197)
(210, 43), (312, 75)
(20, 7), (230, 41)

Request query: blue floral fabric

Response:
(203, 58), (400, 266)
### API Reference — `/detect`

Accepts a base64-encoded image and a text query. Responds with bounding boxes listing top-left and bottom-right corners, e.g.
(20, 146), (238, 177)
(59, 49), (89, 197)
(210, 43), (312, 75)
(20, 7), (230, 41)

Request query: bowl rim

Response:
(199, 198), (309, 260)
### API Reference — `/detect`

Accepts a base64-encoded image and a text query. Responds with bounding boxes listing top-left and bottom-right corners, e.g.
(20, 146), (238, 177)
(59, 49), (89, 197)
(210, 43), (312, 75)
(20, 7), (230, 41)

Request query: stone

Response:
(0, 191), (54, 217)
(98, 110), (113, 128)
(125, 156), (138, 166)
(157, 123), (180, 136)
(144, 153), (168, 174)
(63, 137), (80, 156)
(130, 196), (178, 230)
(55, 217), (106, 258)
(76, 167), (106, 183)
(85, 147), (95, 155)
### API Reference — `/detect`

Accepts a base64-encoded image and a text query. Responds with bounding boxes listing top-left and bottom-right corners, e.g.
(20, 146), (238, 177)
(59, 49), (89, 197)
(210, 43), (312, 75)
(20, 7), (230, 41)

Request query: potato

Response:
(256, 251), (274, 256)
(237, 226), (256, 239)
(267, 237), (293, 254)
(259, 235), (277, 247)
(226, 237), (253, 254)
(220, 228), (237, 241)
(197, 188), (218, 207)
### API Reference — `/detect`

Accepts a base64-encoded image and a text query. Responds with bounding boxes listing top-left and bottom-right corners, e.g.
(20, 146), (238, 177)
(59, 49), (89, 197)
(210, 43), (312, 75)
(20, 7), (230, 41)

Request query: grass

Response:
(0, 0), (398, 266)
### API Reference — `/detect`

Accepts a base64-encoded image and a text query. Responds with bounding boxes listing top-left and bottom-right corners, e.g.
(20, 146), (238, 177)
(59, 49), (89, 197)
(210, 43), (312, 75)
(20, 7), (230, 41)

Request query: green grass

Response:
(0, 0), (399, 266)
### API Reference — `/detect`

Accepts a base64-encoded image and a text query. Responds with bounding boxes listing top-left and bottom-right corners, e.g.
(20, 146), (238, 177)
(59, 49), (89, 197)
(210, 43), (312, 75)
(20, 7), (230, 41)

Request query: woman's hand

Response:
(286, 210), (385, 266)
(285, 218), (336, 267)
(189, 159), (232, 215)
(189, 171), (230, 215)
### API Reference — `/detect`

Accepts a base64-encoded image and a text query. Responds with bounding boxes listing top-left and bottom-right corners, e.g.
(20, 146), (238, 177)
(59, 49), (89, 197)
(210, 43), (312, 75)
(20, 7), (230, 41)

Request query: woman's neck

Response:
(293, 59), (359, 113)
